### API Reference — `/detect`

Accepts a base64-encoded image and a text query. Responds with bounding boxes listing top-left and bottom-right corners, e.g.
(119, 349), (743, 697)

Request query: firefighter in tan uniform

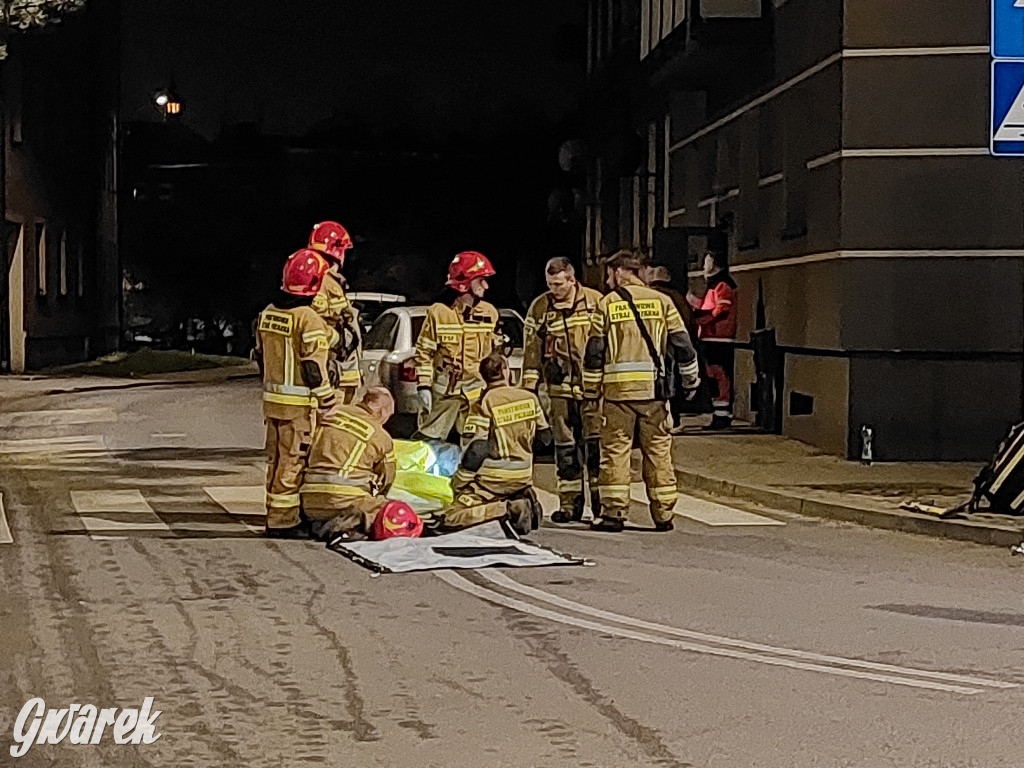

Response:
(309, 221), (363, 405)
(523, 257), (604, 524)
(584, 250), (700, 533)
(299, 387), (397, 542)
(255, 249), (336, 537)
(414, 251), (500, 444)
(430, 353), (547, 536)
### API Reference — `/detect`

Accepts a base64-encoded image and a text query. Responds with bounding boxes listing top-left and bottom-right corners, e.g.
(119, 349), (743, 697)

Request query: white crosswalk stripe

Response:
(0, 493), (13, 545)
(0, 435), (107, 455)
(631, 483), (785, 526)
(67, 486), (268, 539)
(71, 489), (172, 537)
(0, 407), (116, 429)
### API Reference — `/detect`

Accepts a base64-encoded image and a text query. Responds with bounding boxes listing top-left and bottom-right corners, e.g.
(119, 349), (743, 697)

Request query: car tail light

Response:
(399, 359), (418, 383)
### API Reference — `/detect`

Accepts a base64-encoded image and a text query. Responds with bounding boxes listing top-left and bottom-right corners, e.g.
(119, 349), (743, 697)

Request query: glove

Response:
(682, 377), (700, 401)
(417, 388), (433, 414)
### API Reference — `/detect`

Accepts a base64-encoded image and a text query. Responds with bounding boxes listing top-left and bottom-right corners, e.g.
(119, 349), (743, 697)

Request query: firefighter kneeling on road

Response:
(427, 353), (547, 536)
(523, 256), (604, 524)
(299, 387), (399, 542)
(309, 221), (363, 405)
(585, 250), (701, 533)
(255, 249), (336, 538)
(414, 251), (500, 445)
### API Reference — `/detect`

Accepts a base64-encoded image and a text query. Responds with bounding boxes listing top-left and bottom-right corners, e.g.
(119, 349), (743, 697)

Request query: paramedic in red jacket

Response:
(688, 251), (737, 431)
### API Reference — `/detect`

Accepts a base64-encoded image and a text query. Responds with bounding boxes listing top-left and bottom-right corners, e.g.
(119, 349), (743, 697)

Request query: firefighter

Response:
(584, 250), (700, 533)
(523, 257), (603, 524)
(254, 249), (335, 537)
(299, 387), (398, 542)
(413, 251), (500, 444)
(687, 250), (738, 430)
(309, 221), (363, 405)
(429, 353), (547, 536)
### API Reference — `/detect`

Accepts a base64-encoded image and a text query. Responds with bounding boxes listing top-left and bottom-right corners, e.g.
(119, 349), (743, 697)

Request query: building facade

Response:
(0, 0), (121, 372)
(580, 0), (1022, 460)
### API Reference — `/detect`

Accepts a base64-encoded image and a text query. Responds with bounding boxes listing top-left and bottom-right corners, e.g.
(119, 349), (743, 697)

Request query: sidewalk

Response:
(671, 419), (1024, 548)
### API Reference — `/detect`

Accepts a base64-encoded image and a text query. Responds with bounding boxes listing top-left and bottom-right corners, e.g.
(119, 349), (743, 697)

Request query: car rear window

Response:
(363, 313), (399, 350)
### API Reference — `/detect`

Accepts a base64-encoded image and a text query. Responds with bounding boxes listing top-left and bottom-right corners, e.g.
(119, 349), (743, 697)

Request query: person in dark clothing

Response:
(645, 264), (702, 429)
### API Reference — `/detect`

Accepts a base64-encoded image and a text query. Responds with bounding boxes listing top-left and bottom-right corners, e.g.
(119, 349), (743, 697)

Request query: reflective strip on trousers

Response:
(267, 491), (300, 507)
(598, 484), (630, 500)
(263, 392), (314, 407)
(649, 485), (677, 504)
(299, 483), (370, 497)
(557, 478), (584, 493)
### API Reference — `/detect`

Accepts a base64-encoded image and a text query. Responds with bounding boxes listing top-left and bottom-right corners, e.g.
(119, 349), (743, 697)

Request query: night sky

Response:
(120, 0), (584, 138)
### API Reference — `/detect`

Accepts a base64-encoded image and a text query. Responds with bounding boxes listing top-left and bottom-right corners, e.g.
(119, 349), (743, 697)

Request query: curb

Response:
(674, 467), (1024, 548)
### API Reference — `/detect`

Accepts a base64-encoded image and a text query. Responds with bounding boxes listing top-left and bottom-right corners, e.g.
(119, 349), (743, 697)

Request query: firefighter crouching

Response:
(430, 353), (547, 536)
(299, 387), (398, 542)
(523, 256), (603, 524)
(309, 221), (363, 405)
(254, 250), (336, 537)
(584, 250), (700, 533)
(414, 251), (500, 445)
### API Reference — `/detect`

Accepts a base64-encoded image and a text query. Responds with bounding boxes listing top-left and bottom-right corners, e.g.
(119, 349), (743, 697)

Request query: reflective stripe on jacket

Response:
(414, 300), (499, 398)
(522, 285), (603, 399)
(300, 403), (396, 498)
(255, 304), (331, 418)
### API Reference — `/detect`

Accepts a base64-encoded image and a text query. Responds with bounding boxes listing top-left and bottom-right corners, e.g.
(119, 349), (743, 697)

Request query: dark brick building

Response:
(0, 0), (121, 372)
(578, 0), (1019, 460)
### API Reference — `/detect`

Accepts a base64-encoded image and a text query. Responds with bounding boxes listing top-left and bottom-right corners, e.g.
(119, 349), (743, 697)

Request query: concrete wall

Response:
(784, 353), (850, 456)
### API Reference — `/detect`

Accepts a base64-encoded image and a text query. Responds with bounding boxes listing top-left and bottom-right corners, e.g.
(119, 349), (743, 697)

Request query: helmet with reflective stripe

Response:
(282, 249), (330, 297)
(446, 251), (496, 293)
(308, 221), (353, 265)
(370, 500), (423, 540)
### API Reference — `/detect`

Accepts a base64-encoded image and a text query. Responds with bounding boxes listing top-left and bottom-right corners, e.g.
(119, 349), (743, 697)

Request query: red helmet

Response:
(281, 249), (329, 297)
(370, 501), (423, 540)
(308, 221), (353, 264)
(446, 251), (496, 293)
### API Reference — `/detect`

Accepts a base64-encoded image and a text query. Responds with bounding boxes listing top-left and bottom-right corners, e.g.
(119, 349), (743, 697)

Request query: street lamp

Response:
(150, 89), (183, 120)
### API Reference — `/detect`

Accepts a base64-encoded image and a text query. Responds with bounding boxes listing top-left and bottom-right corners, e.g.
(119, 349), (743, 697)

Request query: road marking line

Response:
(150, 433), (187, 439)
(438, 572), (990, 695)
(0, 435), (106, 454)
(0, 493), (12, 544)
(204, 486), (266, 516)
(71, 489), (171, 536)
(0, 407), (116, 429)
(630, 483), (785, 526)
(479, 571), (1017, 691)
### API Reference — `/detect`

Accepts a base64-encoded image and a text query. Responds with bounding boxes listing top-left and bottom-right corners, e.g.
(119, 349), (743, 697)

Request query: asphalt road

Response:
(1, 379), (1023, 767)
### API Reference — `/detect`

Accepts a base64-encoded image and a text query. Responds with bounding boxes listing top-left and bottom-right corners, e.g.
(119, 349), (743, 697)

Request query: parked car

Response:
(348, 291), (407, 335)
(360, 306), (525, 435)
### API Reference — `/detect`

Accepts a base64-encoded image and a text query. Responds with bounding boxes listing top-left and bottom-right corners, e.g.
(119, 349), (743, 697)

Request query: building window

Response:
(35, 223), (46, 296)
(640, 0), (650, 58)
(59, 231), (68, 296)
(77, 242), (85, 298)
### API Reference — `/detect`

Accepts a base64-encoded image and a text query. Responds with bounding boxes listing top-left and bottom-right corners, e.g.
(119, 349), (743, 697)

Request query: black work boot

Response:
(265, 524), (310, 540)
(590, 516), (625, 533)
(551, 509), (574, 524)
(506, 498), (534, 537)
(703, 414), (733, 431)
(653, 519), (675, 532)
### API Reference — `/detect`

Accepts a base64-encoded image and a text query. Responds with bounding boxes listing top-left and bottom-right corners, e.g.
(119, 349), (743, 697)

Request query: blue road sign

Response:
(992, 60), (1024, 155)
(993, 0), (1024, 59)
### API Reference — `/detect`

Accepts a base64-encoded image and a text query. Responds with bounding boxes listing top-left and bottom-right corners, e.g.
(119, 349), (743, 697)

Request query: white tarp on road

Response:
(329, 521), (590, 574)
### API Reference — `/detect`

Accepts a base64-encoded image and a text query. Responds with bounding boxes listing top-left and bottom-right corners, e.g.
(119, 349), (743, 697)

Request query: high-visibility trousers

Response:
(264, 414), (312, 530)
(440, 477), (531, 532)
(417, 393), (470, 444)
(597, 400), (678, 524)
(549, 397), (601, 515)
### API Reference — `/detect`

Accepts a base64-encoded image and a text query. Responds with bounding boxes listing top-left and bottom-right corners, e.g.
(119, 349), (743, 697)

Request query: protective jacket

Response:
(523, 285), (603, 399)
(255, 302), (333, 419)
(301, 403), (396, 500)
(693, 273), (737, 340)
(584, 275), (699, 402)
(415, 300), (499, 402)
(455, 383), (547, 495)
(312, 269), (362, 390)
